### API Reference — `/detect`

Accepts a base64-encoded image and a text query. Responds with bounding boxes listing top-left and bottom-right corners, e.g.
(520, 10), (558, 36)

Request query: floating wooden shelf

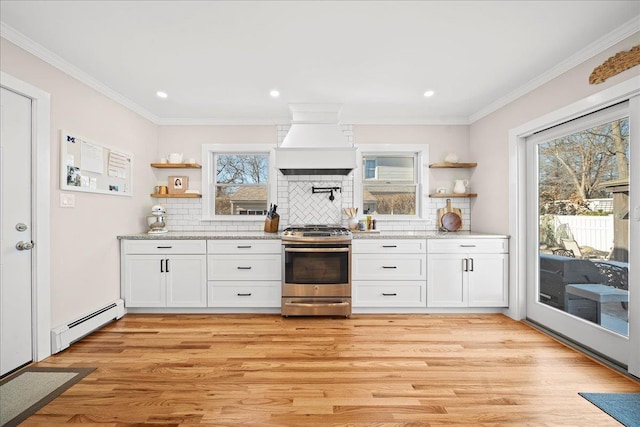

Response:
(429, 193), (478, 198)
(151, 163), (201, 168)
(429, 162), (477, 168)
(150, 193), (202, 198)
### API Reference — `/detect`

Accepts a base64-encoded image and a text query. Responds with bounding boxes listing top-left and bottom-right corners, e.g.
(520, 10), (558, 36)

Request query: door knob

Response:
(16, 241), (34, 251)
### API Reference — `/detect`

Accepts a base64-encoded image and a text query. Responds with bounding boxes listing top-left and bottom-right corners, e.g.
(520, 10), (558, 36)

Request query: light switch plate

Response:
(60, 193), (75, 208)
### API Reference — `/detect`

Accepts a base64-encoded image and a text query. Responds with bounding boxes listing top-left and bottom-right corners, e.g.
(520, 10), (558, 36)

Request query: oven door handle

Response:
(284, 301), (350, 307)
(284, 247), (350, 253)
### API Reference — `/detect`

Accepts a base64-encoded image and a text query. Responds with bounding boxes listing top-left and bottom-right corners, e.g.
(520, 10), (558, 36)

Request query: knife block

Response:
(264, 215), (279, 233)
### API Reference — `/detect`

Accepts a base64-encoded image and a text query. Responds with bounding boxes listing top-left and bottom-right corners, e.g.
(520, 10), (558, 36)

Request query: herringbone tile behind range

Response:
(289, 181), (341, 225)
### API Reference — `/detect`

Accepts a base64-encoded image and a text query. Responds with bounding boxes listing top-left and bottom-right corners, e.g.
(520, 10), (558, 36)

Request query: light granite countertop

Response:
(117, 230), (509, 240)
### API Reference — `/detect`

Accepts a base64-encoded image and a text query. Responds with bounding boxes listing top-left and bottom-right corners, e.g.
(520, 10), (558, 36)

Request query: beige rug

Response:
(0, 367), (94, 426)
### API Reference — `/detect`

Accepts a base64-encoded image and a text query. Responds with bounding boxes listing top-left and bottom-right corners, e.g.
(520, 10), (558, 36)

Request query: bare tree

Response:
(217, 155), (268, 184)
(538, 118), (629, 203)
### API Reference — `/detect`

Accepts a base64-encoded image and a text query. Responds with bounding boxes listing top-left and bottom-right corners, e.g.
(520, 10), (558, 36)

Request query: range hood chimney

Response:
(276, 104), (357, 175)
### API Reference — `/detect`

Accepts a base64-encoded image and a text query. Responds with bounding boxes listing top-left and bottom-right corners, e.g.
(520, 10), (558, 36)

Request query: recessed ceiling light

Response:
(423, 90), (435, 98)
(269, 89), (280, 98)
(156, 91), (168, 99)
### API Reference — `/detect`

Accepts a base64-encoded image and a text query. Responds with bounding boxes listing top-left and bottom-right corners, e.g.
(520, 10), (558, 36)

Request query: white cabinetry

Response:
(122, 240), (207, 307)
(427, 239), (508, 308)
(207, 240), (281, 307)
(353, 239), (427, 307)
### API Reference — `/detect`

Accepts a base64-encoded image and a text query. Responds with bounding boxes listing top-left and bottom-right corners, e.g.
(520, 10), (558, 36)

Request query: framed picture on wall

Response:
(168, 175), (188, 194)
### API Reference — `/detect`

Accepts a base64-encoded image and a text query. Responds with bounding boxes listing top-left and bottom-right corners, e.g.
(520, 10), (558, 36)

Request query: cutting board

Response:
(438, 199), (462, 231)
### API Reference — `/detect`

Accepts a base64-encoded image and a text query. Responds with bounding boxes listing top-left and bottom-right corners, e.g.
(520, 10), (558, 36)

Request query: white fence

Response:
(556, 215), (613, 252)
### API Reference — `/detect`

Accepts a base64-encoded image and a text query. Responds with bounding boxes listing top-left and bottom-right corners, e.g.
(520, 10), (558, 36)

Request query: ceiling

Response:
(1, 1), (639, 125)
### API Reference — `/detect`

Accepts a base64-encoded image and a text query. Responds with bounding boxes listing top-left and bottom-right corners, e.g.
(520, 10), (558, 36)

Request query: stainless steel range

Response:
(281, 224), (352, 317)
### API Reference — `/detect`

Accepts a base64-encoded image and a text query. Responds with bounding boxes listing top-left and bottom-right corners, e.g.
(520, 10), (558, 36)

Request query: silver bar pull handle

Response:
(459, 244), (476, 248)
(237, 245), (252, 249)
(284, 301), (349, 308)
(237, 266), (252, 270)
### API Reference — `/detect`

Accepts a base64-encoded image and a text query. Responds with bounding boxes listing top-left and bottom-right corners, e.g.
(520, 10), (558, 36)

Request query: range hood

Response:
(276, 104), (357, 175)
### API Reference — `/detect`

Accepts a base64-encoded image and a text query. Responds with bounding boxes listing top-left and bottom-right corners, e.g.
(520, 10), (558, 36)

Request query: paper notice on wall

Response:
(81, 141), (104, 174)
(108, 150), (128, 178)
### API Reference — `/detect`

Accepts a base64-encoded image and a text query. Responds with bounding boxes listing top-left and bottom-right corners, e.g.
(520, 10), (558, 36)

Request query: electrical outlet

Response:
(60, 193), (75, 208)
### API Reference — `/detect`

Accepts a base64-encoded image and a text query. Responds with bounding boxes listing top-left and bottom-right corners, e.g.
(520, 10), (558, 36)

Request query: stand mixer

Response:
(147, 204), (168, 234)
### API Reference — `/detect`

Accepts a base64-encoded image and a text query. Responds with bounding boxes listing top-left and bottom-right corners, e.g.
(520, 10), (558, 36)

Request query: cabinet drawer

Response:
(353, 254), (426, 280)
(123, 240), (206, 255)
(353, 281), (425, 307)
(353, 239), (426, 254)
(208, 254), (281, 280)
(208, 240), (281, 254)
(427, 238), (508, 254)
(208, 281), (281, 307)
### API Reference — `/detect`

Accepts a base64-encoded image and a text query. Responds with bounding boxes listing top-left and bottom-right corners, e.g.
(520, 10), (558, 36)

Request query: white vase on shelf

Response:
(453, 179), (469, 194)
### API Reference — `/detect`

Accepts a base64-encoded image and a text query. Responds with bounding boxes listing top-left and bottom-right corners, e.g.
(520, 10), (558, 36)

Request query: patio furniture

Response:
(561, 239), (583, 258)
(565, 284), (628, 325)
(591, 260), (629, 310)
(539, 254), (604, 310)
(552, 248), (575, 257)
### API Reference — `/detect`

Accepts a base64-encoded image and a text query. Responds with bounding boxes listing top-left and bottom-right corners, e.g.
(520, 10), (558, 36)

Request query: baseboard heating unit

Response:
(51, 299), (126, 354)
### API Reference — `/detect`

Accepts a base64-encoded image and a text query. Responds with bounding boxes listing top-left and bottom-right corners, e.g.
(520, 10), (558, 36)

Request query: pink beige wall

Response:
(470, 32), (640, 234)
(353, 125), (469, 162)
(1, 38), (158, 326)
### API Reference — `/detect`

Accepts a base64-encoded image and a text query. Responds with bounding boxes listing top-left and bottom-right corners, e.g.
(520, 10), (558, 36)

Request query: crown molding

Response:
(156, 117), (285, 126)
(157, 117), (471, 126)
(1, 22), (160, 124)
(468, 15), (640, 124)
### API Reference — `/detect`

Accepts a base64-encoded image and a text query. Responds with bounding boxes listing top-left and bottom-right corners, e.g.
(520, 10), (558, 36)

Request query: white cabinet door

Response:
(166, 255), (207, 307)
(468, 253), (508, 307)
(208, 281), (281, 307)
(124, 254), (207, 308)
(354, 281), (425, 307)
(427, 252), (508, 308)
(124, 255), (166, 307)
(427, 254), (466, 307)
(353, 254), (426, 281)
(353, 239), (426, 254)
(208, 254), (281, 281)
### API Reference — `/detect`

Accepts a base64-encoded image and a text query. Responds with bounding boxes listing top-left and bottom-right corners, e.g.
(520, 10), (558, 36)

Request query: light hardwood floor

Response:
(24, 314), (639, 426)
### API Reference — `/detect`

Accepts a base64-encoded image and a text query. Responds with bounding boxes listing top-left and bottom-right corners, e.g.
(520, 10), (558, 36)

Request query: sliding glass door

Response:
(526, 101), (635, 366)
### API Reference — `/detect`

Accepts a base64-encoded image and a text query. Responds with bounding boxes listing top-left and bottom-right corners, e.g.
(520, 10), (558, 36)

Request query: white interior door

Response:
(0, 87), (34, 376)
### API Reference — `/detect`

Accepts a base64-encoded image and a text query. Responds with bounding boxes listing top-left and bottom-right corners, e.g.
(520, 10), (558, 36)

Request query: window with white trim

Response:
(201, 144), (276, 219)
(355, 144), (428, 219)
